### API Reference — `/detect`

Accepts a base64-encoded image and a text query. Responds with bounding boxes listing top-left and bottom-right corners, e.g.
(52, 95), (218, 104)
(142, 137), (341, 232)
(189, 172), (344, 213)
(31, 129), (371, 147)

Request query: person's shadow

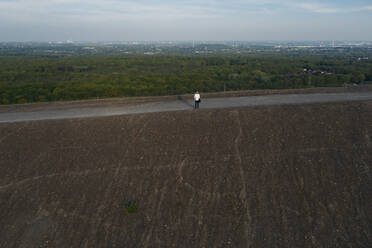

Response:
(177, 96), (194, 109)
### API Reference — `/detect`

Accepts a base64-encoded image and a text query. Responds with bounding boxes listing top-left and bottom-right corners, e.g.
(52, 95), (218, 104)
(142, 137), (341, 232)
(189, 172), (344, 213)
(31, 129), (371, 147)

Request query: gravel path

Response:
(1, 92), (372, 123)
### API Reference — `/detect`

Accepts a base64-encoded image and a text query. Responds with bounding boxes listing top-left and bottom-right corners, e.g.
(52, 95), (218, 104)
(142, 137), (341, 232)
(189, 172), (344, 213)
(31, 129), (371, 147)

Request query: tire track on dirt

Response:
(0, 165), (172, 192)
(0, 145), (358, 193)
(233, 110), (252, 248)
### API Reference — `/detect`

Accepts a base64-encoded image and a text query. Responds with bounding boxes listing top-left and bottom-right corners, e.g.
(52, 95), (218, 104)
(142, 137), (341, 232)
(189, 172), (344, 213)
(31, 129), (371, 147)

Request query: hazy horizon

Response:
(1, 40), (371, 44)
(1, 0), (372, 42)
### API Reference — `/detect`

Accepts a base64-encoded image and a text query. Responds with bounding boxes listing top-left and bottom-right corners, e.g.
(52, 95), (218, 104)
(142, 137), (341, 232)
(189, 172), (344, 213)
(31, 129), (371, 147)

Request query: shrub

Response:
(124, 201), (138, 214)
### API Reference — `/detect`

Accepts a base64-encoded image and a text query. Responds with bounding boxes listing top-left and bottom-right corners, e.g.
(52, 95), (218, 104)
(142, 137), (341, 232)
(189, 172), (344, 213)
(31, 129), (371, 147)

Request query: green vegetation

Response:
(124, 201), (138, 214)
(1, 53), (371, 104)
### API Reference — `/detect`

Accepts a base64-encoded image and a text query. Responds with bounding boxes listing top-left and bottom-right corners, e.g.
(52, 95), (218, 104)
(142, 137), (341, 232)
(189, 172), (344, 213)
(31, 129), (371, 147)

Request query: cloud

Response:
(295, 3), (340, 13)
(294, 1), (372, 14)
(0, 0), (242, 29)
(1, 0), (372, 41)
(1, 1), (372, 20)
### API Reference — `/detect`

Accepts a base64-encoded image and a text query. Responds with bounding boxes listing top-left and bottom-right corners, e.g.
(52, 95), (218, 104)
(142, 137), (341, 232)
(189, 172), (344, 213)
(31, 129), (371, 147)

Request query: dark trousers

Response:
(194, 100), (200, 109)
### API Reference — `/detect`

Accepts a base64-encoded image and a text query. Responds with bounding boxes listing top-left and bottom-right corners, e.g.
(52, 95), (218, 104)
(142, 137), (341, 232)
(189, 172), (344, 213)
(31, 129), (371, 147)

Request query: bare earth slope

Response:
(1, 101), (372, 247)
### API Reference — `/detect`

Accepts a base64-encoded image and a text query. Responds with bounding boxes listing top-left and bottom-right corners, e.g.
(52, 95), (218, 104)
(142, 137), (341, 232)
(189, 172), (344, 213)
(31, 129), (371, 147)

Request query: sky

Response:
(0, 0), (372, 42)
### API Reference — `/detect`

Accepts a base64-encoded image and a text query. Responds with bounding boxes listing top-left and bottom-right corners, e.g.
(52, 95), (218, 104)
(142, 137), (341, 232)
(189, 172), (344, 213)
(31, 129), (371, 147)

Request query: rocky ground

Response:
(0, 100), (371, 247)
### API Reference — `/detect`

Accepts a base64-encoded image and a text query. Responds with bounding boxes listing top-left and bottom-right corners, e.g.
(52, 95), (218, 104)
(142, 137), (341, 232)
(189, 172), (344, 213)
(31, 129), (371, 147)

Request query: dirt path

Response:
(1, 92), (372, 123)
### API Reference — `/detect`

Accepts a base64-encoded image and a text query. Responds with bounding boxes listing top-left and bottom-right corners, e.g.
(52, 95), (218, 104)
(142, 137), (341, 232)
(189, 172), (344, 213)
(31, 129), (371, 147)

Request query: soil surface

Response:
(0, 100), (372, 247)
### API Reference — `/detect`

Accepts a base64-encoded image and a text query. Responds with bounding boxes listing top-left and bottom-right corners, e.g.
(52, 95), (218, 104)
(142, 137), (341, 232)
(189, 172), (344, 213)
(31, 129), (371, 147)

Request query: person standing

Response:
(194, 90), (201, 109)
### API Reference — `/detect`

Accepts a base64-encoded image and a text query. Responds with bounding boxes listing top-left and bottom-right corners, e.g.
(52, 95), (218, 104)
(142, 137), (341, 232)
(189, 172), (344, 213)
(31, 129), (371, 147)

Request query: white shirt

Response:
(194, 93), (200, 101)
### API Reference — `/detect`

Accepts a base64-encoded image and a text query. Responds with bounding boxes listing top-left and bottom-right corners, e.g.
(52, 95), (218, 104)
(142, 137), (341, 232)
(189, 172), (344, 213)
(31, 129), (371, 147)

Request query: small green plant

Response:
(124, 201), (138, 214)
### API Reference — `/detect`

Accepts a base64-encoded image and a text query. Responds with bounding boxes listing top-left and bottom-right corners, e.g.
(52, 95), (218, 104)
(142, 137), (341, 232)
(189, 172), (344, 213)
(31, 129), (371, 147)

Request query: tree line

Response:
(0, 54), (371, 104)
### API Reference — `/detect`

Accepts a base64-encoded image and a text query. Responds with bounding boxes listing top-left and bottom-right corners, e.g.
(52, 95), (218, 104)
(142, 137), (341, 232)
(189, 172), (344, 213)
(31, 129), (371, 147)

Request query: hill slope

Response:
(0, 101), (371, 247)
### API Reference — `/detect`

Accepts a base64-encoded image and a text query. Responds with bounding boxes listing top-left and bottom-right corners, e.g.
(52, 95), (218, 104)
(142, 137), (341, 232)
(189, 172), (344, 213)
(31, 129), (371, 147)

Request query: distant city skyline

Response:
(1, 0), (372, 42)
